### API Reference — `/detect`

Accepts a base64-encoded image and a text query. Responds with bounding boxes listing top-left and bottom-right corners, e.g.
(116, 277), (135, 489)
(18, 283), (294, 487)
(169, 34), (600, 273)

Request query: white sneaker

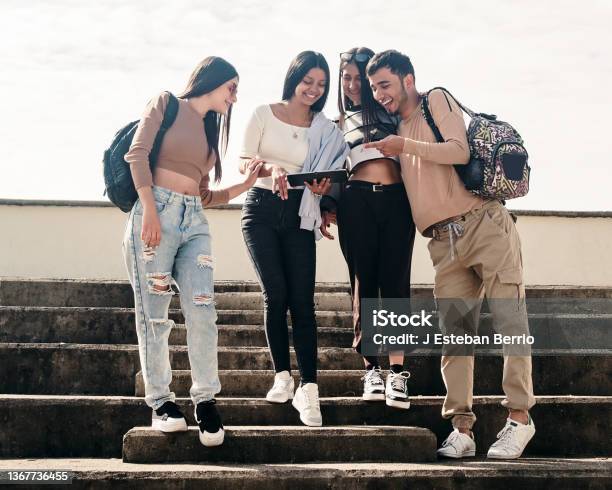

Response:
(437, 429), (476, 458)
(385, 371), (411, 409)
(151, 401), (188, 433)
(292, 383), (323, 426)
(487, 416), (536, 459)
(362, 368), (385, 401)
(266, 371), (295, 403)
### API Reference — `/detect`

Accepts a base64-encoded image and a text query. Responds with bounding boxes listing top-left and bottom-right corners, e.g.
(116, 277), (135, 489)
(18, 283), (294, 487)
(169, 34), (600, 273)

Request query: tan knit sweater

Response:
(398, 89), (485, 235)
(125, 92), (230, 207)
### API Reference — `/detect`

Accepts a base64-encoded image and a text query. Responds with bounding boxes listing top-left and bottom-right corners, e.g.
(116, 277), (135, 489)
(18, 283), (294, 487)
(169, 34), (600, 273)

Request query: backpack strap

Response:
(421, 94), (444, 144)
(421, 86), (479, 143)
(149, 92), (179, 165)
(427, 86), (476, 117)
(159, 91), (179, 132)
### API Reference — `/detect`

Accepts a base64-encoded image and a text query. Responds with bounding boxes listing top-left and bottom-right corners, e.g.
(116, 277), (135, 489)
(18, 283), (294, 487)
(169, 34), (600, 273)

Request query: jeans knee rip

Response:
(148, 318), (175, 341)
(146, 273), (175, 295)
(197, 254), (214, 269)
(142, 246), (157, 263)
(193, 293), (215, 306)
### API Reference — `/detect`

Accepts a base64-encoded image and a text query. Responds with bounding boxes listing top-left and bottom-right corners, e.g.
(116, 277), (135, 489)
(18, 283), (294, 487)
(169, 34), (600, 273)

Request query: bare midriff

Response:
(350, 158), (402, 185)
(153, 167), (200, 196)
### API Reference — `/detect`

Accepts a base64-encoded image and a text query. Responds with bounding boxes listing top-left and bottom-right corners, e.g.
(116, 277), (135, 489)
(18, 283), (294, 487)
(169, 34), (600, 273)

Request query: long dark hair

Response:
(178, 56), (238, 183)
(281, 51), (330, 112)
(337, 47), (379, 142)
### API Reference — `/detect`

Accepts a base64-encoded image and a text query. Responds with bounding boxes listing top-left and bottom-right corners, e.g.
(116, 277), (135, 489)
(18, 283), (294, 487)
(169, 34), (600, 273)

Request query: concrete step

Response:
(3, 458), (609, 490)
(2, 307), (611, 350)
(1, 343), (609, 396)
(134, 363), (612, 399)
(0, 316), (353, 347)
(134, 369), (369, 398)
(0, 279), (352, 308)
(0, 306), (353, 329)
(1, 395), (609, 458)
(3, 278), (611, 308)
(122, 425), (437, 464)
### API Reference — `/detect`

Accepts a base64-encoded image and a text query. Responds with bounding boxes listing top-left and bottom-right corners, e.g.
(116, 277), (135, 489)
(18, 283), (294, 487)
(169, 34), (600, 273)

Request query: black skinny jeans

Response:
(337, 181), (416, 366)
(241, 188), (317, 383)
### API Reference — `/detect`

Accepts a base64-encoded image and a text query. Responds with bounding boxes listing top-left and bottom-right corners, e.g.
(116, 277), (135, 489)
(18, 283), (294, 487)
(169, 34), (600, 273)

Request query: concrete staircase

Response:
(0, 279), (610, 488)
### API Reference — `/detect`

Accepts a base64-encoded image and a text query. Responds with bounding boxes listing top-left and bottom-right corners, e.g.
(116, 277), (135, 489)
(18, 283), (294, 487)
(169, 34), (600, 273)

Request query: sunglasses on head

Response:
(340, 52), (371, 64)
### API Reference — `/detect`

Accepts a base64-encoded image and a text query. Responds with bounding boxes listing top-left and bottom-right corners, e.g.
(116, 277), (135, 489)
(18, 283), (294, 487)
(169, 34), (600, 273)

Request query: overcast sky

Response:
(1, 0), (610, 210)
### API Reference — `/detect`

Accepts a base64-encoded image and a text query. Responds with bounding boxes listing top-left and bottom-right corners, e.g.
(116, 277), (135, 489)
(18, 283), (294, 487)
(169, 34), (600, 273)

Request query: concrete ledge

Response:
(2, 199), (611, 218)
(122, 425), (437, 464)
(0, 395), (609, 459)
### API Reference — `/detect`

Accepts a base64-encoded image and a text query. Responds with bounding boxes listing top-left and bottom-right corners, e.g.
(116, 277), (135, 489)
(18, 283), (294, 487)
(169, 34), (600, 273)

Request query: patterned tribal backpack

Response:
(422, 87), (530, 200)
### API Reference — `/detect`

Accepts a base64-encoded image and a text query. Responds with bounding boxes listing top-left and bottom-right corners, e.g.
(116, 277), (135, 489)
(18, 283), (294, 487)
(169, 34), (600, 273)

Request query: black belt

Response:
(345, 181), (404, 193)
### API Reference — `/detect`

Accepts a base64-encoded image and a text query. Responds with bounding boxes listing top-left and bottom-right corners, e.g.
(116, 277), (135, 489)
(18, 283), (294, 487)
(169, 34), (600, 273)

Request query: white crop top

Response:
(240, 104), (309, 190)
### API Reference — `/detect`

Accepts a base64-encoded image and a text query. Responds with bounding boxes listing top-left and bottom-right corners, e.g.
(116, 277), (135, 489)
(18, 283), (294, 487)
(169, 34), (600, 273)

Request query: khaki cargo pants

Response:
(428, 200), (535, 430)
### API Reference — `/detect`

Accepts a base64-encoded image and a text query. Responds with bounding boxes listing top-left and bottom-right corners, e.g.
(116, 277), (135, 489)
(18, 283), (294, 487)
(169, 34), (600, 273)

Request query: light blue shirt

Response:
(298, 112), (350, 240)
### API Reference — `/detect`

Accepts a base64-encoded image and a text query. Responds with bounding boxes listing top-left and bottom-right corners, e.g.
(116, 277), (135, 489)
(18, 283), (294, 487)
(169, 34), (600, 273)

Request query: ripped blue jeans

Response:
(122, 186), (220, 410)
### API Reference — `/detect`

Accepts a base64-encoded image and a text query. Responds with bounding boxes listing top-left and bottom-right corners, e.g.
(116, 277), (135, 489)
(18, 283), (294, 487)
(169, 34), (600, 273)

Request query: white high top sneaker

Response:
(292, 383), (323, 426)
(385, 371), (411, 409)
(487, 416), (536, 459)
(362, 367), (386, 401)
(266, 371), (295, 403)
(437, 429), (477, 458)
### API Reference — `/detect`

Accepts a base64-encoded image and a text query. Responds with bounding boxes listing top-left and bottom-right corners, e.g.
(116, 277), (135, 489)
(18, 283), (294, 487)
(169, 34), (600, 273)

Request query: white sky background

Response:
(0, 0), (610, 210)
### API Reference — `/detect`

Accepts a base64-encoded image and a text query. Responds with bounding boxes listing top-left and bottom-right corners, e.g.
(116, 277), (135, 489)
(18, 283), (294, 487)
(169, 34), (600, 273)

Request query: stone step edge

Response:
(2, 394), (609, 405)
(1, 457), (608, 479)
(3, 342), (610, 356)
(5, 277), (612, 292)
(4, 306), (612, 319)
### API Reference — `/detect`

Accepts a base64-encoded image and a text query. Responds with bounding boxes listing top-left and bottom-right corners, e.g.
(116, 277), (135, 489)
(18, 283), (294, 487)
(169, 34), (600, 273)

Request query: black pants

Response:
(337, 181), (416, 366)
(241, 187), (317, 383)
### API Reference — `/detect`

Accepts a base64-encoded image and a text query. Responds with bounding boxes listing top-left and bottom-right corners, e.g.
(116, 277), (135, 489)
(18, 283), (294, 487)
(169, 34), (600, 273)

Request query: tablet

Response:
(287, 169), (348, 187)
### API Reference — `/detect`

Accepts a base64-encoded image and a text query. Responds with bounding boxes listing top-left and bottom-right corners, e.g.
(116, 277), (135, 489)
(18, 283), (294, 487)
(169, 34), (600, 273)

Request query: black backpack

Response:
(103, 92), (179, 212)
(422, 87), (530, 200)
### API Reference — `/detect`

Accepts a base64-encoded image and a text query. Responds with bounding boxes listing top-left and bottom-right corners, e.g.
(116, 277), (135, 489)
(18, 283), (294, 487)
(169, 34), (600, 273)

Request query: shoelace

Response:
(362, 369), (384, 386)
(390, 371), (411, 392)
(272, 376), (291, 391)
(494, 424), (521, 451)
(303, 387), (320, 410)
(441, 431), (461, 448)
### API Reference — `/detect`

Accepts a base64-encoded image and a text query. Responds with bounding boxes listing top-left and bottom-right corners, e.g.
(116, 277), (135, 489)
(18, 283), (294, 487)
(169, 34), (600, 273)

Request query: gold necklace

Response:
(285, 105), (310, 139)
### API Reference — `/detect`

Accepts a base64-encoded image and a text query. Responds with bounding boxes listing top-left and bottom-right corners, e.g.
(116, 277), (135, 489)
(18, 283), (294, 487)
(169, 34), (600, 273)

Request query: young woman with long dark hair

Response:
(320, 47), (416, 409)
(239, 51), (348, 427)
(123, 56), (262, 447)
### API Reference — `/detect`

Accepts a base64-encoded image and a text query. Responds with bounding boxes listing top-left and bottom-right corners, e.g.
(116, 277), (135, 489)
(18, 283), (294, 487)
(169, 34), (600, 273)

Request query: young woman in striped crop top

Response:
(320, 47), (417, 410)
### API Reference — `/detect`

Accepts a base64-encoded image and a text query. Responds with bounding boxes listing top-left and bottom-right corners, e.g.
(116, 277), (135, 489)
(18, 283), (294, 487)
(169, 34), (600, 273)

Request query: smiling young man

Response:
(364, 50), (536, 460)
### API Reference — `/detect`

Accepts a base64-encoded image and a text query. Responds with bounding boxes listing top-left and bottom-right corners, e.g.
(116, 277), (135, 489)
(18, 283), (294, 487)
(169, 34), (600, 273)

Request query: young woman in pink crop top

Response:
(122, 56), (262, 448)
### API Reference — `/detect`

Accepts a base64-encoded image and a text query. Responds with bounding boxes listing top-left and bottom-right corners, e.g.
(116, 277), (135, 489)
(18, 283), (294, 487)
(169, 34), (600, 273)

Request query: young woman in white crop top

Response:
(238, 51), (347, 427)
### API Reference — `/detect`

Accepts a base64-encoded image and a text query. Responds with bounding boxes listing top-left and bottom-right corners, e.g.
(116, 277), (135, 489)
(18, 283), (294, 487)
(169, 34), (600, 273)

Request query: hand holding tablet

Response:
(287, 169), (348, 188)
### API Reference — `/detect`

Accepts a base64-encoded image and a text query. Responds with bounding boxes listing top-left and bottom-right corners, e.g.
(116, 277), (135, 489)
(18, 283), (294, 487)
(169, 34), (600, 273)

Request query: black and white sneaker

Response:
(362, 367), (386, 401)
(195, 399), (224, 447)
(151, 401), (188, 432)
(385, 371), (411, 409)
